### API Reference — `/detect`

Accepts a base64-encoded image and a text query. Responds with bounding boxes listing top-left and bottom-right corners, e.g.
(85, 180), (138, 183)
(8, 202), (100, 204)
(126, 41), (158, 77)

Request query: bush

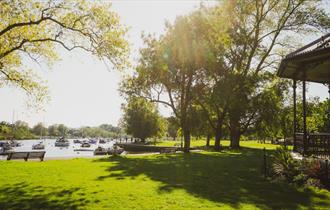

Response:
(292, 173), (308, 186)
(304, 159), (329, 188)
(271, 148), (329, 190)
(271, 146), (299, 182)
(306, 178), (324, 189)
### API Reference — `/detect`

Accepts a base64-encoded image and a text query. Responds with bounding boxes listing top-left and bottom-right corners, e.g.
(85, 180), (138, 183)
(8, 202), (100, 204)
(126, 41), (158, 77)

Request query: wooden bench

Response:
(160, 148), (176, 154)
(7, 151), (46, 161)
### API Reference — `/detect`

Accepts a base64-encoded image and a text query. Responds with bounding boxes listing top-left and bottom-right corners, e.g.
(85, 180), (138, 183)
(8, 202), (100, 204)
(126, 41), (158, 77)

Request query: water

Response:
(0, 139), (115, 160)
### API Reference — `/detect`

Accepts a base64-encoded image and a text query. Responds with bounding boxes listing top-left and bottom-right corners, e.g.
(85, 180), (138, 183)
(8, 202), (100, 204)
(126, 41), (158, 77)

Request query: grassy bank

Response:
(0, 142), (328, 209)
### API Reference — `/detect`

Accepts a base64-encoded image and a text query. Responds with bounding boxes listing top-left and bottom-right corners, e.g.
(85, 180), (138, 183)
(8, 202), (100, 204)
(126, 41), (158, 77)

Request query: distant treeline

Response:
(0, 121), (123, 140)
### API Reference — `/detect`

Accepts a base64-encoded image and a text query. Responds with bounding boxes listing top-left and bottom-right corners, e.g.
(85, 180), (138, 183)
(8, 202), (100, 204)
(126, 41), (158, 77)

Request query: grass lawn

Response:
(0, 142), (329, 210)
(155, 139), (284, 150)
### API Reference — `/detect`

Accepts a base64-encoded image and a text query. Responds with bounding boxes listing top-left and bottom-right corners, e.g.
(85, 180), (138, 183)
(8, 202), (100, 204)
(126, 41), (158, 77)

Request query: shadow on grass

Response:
(94, 148), (329, 210)
(0, 182), (89, 210)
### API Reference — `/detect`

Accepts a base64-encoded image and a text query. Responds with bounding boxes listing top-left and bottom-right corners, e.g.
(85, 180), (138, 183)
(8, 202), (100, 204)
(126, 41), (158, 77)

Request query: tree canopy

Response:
(122, 97), (166, 141)
(0, 0), (129, 108)
(121, 0), (330, 152)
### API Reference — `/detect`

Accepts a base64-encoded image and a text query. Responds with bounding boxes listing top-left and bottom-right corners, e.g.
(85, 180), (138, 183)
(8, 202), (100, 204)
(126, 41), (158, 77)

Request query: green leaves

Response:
(122, 97), (166, 140)
(0, 0), (129, 108)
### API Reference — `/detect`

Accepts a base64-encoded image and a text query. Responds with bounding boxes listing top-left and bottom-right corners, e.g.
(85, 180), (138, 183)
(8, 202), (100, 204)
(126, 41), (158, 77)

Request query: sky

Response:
(0, 0), (329, 128)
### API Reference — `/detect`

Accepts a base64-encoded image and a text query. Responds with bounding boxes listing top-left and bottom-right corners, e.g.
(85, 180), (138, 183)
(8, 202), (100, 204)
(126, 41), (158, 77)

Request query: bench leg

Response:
(7, 153), (12, 160)
(40, 152), (45, 161)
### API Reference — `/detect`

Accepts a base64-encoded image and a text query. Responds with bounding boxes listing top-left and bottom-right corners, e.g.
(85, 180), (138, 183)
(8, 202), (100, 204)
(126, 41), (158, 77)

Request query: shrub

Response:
(305, 159), (329, 188)
(306, 178), (324, 189)
(292, 173), (308, 186)
(271, 146), (299, 182)
(271, 151), (329, 190)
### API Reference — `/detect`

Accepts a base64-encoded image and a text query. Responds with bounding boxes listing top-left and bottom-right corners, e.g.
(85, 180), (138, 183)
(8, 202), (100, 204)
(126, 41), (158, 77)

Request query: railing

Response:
(294, 132), (330, 158)
(294, 133), (304, 154)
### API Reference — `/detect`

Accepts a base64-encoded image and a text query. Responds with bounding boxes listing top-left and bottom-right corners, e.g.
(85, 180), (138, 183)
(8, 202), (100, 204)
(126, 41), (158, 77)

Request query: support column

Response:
(293, 80), (297, 151)
(302, 74), (307, 156)
(327, 83), (330, 132)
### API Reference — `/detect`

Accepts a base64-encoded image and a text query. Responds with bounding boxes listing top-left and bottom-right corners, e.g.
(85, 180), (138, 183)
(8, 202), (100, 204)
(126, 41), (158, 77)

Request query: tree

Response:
(99, 124), (122, 135)
(0, 0), (129, 107)
(32, 122), (48, 137)
(58, 124), (68, 137)
(166, 116), (179, 141)
(48, 124), (59, 137)
(0, 121), (12, 140)
(13, 120), (35, 139)
(121, 9), (220, 152)
(210, 0), (330, 148)
(122, 97), (165, 141)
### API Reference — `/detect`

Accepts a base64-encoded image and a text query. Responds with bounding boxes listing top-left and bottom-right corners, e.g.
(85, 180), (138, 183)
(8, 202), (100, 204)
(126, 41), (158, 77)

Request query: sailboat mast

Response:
(11, 109), (15, 140)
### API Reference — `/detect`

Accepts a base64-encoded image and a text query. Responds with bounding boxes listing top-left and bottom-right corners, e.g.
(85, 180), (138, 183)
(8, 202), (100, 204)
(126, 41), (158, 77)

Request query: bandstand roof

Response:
(277, 33), (330, 84)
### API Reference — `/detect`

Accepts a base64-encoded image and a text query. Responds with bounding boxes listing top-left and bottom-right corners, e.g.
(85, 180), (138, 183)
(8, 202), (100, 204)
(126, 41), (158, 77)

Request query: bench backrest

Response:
(29, 151), (46, 159)
(7, 151), (46, 161)
(9, 152), (29, 159)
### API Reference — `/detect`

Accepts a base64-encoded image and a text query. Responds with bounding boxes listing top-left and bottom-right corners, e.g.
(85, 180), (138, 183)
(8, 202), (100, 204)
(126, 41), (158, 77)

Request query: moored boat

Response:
(0, 142), (13, 155)
(88, 139), (97, 144)
(9, 140), (21, 147)
(1, 142), (12, 151)
(108, 145), (124, 155)
(81, 142), (91, 148)
(73, 139), (81, 144)
(32, 142), (45, 150)
(94, 146), (108, 155)
(55, 137), (70, 147)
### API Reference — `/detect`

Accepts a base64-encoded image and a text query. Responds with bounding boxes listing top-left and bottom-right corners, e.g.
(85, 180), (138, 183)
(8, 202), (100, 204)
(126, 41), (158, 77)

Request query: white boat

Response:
(1, 142), (12, 150)
(32, 142), (45, 150)
(9, 140), (21, 147)
(94, 146), (108, 155)
(73, 139), (81, 144)
(99, 139), (106, 144)
(88, 139), (97, 144)
(108, 145), (124, 155)
(81, 142), (91, 148)
(55, 137), (70, 147)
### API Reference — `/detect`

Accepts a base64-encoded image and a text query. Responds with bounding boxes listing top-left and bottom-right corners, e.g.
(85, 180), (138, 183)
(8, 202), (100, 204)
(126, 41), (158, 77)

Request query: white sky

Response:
(0, 0), (329, 128)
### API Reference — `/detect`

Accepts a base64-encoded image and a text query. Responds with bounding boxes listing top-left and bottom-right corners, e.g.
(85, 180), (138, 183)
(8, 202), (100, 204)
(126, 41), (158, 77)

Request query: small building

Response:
(277, 33), (330, 157)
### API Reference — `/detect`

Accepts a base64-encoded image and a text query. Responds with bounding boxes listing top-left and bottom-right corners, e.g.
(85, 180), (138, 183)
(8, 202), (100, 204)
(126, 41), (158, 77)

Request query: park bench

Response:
(7, 151), (46, 161)
(160, 148), (176, 154)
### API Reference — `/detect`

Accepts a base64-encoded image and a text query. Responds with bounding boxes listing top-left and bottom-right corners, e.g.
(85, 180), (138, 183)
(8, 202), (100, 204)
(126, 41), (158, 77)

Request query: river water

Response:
(0, 139), (115, 160)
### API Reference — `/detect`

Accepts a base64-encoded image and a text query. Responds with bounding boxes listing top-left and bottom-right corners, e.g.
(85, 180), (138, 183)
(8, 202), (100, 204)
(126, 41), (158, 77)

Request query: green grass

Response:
(0, 142), (328, 210)
(155, 139), (285, 150)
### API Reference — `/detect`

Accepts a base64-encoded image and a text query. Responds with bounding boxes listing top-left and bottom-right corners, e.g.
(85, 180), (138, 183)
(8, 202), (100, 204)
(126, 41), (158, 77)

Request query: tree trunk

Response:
(206, 134), (210, 147)
(183, 128), (190, 153)
(214, 122), (222, 151)
(230, 123), (241, 148)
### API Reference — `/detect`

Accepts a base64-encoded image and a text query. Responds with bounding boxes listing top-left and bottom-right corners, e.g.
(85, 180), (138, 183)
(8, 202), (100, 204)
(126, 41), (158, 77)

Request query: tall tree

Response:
(48, 124), (59, 137)
(0, 0), (129, 107)
(121, 10), (220, 152)
(32, 122), (48, 137)
(122, 97), (165, 141)
(57, 124), (68, 137)
(213, 0), (330, 148)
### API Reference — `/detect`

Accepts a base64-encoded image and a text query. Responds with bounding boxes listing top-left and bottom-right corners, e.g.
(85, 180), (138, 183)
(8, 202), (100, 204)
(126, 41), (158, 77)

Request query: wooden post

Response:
(263, 147), (267, 178)
(302, 74), (307, 156)
(293, 80), (297, 151)
(325, 159), (328, 181)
